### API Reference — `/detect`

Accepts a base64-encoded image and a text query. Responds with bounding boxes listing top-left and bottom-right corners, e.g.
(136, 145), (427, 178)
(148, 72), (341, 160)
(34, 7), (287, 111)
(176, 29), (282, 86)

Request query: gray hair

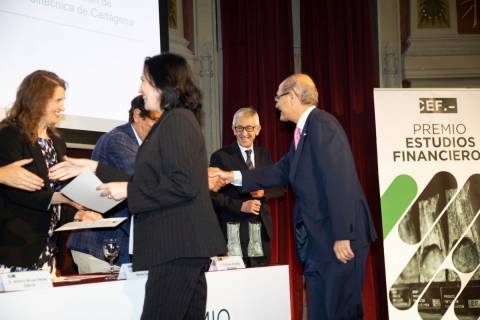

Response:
(281, 73), (318, 106)
(231, 107), (260, 127)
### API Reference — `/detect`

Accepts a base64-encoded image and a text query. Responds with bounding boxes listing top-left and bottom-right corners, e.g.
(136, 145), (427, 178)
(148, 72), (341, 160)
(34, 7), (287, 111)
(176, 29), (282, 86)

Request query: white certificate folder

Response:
(55, 217), (127, 232)
(60, 170), (122, 213)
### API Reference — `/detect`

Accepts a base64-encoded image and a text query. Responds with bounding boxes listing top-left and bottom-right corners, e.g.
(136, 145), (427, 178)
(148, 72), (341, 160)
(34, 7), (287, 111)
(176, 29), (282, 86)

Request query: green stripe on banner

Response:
(381, 174), (417, 238)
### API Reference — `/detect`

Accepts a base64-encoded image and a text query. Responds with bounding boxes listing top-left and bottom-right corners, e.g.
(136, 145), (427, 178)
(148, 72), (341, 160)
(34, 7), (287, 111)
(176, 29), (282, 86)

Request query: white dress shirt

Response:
(237, 142), (255, 168)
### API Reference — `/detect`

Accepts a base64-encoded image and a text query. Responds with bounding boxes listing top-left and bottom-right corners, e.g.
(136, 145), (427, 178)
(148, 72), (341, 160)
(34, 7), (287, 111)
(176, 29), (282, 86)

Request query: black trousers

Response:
(141, 258), (210, 320)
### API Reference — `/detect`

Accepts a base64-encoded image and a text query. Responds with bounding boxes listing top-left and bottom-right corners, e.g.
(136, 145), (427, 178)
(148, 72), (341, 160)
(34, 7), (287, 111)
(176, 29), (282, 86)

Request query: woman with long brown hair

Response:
(0, 70), (100, 273)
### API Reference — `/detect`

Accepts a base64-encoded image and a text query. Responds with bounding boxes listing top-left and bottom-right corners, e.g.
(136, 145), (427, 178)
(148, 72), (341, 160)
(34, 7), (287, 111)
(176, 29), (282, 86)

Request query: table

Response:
(0, 265), (291, 320)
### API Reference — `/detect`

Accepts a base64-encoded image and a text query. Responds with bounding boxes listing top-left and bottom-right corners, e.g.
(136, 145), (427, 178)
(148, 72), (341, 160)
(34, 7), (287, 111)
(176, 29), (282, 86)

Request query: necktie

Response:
(245, 149), (254, 170)
(294, 127), (301, 150)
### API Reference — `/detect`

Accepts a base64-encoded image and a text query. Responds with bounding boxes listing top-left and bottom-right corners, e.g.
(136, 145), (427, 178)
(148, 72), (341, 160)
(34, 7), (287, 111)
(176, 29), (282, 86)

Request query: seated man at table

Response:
(67, 96), (159, 273)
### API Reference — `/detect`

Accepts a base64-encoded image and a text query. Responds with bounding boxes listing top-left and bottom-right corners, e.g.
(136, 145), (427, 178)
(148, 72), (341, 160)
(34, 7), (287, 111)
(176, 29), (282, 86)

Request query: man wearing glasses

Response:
(211, 75), (377, 319)
(67, 95), (160, 273)
(210, 107), (284, 267)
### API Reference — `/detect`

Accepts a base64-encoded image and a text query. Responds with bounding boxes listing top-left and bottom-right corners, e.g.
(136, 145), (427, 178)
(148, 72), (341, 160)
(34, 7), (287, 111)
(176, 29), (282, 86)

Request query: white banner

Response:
(374, 89), (480, 320)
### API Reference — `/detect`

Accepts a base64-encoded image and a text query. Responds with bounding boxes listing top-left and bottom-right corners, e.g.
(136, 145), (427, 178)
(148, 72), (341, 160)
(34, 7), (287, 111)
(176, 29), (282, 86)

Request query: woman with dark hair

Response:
(50, 53), (226, 319)
(0, 70), (101, 273)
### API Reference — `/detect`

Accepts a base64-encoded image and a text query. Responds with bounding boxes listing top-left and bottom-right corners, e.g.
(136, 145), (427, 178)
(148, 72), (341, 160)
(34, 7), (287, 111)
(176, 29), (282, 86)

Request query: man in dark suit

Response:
(211, 74), (377, 319)
(68, 96), (159, 272)
(210, 107), (284, 266)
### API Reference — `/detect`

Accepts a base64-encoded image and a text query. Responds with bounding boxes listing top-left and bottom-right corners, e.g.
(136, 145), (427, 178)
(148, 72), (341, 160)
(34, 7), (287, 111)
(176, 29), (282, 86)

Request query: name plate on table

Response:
(117, 263), (148, 280)
(0, 271), (52, 292)
(209, 256), (245, 271)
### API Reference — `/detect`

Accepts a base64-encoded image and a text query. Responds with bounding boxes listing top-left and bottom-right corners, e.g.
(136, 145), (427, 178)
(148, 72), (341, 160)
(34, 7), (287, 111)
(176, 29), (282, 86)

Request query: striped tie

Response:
(245, 149), (254, 170)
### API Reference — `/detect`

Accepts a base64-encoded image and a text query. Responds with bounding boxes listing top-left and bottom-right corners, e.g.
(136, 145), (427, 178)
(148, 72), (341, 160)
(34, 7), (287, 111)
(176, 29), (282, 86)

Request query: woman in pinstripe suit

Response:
(50, 53), (226, 319)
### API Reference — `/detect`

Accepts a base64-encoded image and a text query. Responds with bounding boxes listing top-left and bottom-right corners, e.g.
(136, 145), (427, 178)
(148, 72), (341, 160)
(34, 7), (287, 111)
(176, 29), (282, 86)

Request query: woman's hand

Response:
(51, 192), (84, 210)
(96, 182), (128, 201)
(0, 159), (44, 191)
(49, 156), (98, 181)
(74, 210), (103, 222)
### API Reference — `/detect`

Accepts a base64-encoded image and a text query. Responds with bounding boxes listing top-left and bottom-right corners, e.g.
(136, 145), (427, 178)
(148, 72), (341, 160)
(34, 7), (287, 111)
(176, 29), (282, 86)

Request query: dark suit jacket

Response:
(96, 108), (226, 271)
(240, 109), (377, 271)
(68, 123), (137, 265)
(210, 143), (284, 259)
(0, 125), (76, 267)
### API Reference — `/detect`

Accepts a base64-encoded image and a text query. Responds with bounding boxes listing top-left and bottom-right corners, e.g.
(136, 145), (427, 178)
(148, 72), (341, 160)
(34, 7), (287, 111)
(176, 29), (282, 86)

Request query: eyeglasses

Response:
(234, 125), (257, 133)
(274, 92), (290, 103)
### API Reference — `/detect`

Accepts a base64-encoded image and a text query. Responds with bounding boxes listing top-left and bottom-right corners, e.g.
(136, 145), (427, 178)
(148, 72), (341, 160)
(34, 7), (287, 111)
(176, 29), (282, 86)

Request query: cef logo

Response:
(419, 98), (458, 113)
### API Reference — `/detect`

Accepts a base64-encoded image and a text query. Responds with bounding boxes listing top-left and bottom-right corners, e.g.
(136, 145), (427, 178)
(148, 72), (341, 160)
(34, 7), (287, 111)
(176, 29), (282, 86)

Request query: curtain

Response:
(220, 0), (304, 319)
(300, 0), (388, 319)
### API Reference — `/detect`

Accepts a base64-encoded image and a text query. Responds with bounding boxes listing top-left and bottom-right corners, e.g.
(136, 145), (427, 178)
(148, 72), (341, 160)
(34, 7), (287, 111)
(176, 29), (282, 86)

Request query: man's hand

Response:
(241, 200), (261, 215)
(250, 189), (264, 198)
(333, 240), (355, 264)
(49, 156), (98, 181)
(208, 167), (227, 192)
(208, 167), (234, 191)
(96, 182), (128, 201)
(0, 159), (44, 191)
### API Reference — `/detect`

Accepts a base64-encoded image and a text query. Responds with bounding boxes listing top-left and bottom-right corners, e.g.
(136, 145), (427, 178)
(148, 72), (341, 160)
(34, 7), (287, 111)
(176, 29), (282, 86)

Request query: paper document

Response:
(60, 170), (122, 213)
(69, 250), (121, 275)
(55, 217), (127, 232)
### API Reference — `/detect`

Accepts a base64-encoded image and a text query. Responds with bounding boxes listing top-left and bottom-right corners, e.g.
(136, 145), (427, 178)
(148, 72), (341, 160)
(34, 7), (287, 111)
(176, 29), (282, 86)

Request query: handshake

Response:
(208, 167), (234, 192)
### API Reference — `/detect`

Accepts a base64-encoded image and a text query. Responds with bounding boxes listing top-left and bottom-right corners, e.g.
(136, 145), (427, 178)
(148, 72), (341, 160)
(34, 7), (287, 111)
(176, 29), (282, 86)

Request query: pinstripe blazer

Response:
(97, 108), (226, 271)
